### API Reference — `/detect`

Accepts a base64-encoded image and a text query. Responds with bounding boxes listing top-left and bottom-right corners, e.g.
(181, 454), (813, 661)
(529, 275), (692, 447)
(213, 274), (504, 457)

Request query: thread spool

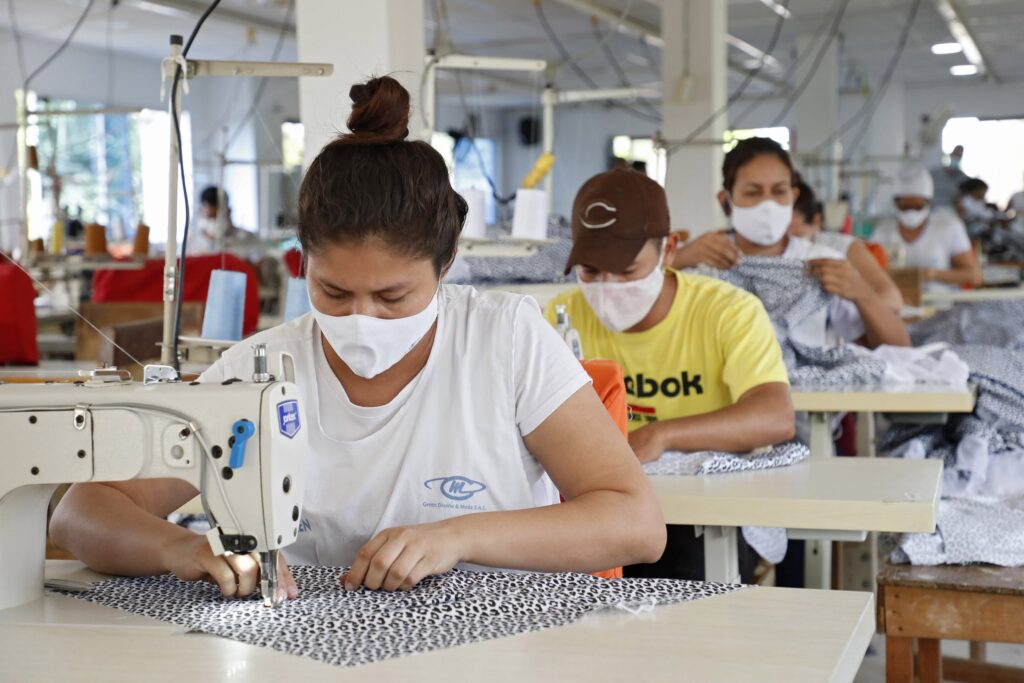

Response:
(201, 269), (247, 341)
(511, 189), (549, 241)
(84, 223), (108, 256)
(462, 189), (487, 240)
(283, 277), (311, 322)
(133, 223), (150, 256)
(49, 221), (64, 256)
(29, 238), (45, 254)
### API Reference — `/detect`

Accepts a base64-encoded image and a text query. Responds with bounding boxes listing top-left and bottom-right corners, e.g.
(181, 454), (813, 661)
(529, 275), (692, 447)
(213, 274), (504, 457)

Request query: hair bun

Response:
(344, 75), (410, 144)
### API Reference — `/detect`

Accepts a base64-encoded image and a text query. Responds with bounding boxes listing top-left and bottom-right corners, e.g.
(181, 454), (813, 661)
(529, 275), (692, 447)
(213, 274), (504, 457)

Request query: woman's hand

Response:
(628, 423), (667, 464)
(343, 522), (465, 592)
(673, 231), (741, 270)
(806, 258), (872, 302)
(160, 533), (298, 601)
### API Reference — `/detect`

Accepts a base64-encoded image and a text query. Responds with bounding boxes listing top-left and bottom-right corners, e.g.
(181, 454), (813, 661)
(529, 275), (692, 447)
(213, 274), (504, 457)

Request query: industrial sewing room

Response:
(2, 0), (1024, 680)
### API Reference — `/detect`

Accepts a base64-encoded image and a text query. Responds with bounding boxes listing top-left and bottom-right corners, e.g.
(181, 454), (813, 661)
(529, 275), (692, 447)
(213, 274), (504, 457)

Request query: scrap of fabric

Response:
(642, 441), (809, 476)
(60, 566), (742, 668)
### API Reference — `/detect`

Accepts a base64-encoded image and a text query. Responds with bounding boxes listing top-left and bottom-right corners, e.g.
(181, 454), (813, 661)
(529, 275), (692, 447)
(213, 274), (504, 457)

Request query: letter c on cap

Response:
(581, 202), (617, 229)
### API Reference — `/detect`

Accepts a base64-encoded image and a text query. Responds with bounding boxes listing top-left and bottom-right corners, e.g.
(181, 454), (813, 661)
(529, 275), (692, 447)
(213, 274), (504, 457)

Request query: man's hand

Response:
(628, 423), (668, 464)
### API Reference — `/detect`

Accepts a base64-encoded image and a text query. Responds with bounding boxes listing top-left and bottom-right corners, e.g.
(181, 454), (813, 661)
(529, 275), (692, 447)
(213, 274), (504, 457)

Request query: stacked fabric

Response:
(910, 300), (1024, 351)
(450, 216), (575, 286)
(882, 345), (1024, 566)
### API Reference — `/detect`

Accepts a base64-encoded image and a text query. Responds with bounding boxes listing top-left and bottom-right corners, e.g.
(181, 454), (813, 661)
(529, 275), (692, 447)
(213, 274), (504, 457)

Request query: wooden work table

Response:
(0, 561), (874, 683)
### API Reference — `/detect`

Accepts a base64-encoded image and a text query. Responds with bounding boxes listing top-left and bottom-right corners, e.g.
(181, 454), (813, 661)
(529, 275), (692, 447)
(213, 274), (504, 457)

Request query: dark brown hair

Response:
(297, 76), (467, 274)
(722, 136), (794, 192)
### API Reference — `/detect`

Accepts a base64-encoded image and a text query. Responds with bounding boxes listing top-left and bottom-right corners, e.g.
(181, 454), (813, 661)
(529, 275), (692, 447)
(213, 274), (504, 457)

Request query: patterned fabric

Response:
(642, 441), (809, 476)
(452, 217), (575, 286)
(910, 300), (1024, 351)
(893, 497), (1024, 567)
(883, 345), (1024, 565)
(696, 258), (886, 386)
(60, 566), (741, 668)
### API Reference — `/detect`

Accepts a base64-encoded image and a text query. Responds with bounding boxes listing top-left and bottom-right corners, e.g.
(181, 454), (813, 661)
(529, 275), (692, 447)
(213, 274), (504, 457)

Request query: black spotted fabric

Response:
(60, 566), (741, 668)
(643, 441), (809, 476)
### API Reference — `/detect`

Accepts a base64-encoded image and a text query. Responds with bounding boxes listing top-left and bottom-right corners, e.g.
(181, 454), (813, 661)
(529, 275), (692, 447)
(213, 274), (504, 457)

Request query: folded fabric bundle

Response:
(643, 441), (809, 564)
(449, 217), (574, 285)
(893, 496), (1024, 567)
(60, 566), (742, 668)
(910, 300), (1024, 351)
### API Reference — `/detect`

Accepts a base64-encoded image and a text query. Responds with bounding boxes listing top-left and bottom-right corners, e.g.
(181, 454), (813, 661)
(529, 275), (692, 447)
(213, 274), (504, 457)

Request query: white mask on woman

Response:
(898, 207), (930, 229)
(578, 242), (666, 333)
(312, 288), (439, 379)
(729, 197), (793, 246)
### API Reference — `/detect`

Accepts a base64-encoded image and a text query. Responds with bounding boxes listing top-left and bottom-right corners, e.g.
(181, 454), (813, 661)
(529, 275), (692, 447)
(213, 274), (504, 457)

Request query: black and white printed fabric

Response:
(642, 441), (809, 476)
(893, 497), (1024, 566)
(910, 300), (1024, 352)
(643, 441), (809, 564)
(883, 345), (1024, 566)
(448, 218), (575, 286)
(60, 566), (742, 668)
(694, 258), (885, 386)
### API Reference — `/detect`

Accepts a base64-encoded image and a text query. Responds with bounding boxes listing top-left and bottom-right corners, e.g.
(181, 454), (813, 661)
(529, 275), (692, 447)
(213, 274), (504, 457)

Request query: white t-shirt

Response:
(199, 285), (591, 567)
(782, 236), (866, 347)
(871, 208), (972, 272)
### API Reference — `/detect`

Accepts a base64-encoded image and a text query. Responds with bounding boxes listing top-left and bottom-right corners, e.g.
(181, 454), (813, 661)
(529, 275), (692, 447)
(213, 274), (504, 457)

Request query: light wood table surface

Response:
(0, 561), (874, 683)
(922, 285), (1024, 305)
(649, 457), (941, 586)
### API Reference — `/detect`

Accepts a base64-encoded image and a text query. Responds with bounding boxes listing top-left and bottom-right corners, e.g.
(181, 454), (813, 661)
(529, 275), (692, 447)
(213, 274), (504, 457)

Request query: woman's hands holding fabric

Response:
(343, 521), (464, 592)
(806, 258), (872, 302)
(161, 533), (298, 601)
(673, 231), (741, 270)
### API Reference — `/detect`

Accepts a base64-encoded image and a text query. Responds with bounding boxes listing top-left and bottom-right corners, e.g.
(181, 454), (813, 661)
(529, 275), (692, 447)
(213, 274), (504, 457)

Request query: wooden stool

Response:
(877, 563), (1024, 683)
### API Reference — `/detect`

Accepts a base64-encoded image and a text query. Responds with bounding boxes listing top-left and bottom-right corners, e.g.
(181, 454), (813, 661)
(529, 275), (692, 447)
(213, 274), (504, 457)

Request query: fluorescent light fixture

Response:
(931, 42), (963, 55)
(950, 64), (979, 76)
(934, 0), (989, 78)
(758, 0), (792, 19)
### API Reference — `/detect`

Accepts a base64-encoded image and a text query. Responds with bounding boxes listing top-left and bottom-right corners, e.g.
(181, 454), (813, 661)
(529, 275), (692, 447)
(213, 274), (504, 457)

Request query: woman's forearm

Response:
(50, 483), (194, 576)
(856, 297), (911, 348)
(452, 487), (666, 573)
(929, 266), (982, 286)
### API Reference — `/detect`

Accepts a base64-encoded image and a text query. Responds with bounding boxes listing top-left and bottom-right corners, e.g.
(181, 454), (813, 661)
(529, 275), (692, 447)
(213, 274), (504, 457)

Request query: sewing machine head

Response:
(0, 346), (307, 611)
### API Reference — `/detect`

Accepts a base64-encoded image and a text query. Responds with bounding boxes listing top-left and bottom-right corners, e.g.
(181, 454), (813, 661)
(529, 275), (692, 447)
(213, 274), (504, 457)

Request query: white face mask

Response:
(729, 197), (793, 246)
(898, 207), (930, 229)
(311, 287), (439, 379)
(578, 245), (666, 333)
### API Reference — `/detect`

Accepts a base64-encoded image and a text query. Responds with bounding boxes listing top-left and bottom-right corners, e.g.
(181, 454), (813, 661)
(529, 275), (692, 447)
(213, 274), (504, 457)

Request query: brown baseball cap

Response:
(563, 168), (671, 275)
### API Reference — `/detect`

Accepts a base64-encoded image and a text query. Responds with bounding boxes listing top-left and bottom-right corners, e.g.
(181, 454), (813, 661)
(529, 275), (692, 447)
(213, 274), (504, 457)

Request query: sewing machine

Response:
(0, 345), (307, 611)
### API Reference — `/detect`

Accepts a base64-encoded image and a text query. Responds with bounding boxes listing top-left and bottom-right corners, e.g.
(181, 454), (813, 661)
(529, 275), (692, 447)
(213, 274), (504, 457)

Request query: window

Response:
(611, 135), (667, 185)
(432, 132), (498, 225)
(943, 117), (1024, 208)
(281, 120), (304, 170)
(26, 93), (192, 245)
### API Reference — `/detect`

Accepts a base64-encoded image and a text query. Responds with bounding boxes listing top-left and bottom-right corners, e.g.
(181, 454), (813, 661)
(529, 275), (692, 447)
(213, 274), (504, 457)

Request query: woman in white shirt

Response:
(788, 178), (903, 312)
(51, 76), (666, 598)
(674, 137), (909, 349)
(871, 165), (982, 290)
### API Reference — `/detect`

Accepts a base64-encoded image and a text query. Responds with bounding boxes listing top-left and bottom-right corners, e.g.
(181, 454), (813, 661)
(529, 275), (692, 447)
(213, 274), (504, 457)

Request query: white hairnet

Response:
(893, 164), (934, 200)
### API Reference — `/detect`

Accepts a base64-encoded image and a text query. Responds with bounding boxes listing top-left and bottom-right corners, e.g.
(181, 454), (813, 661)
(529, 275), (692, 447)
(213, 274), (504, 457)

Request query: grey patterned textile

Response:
(910, 300), (1024, 352)
(883, 345), (1024, 565)
(452, 217), (576, 285)
(60, 566), (742, 668)
(696, 258), (886, 385)
(643, 441), (809, 476)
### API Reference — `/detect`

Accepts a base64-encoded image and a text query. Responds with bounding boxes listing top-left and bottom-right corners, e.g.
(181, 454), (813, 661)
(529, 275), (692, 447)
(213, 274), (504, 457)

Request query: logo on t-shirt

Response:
(276, 400), (300, 438)
(424, 476), (487, 501)
(624, 372), (704, 398)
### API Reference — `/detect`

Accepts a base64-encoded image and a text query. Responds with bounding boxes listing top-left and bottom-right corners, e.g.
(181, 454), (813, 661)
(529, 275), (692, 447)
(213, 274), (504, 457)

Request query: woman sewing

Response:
(51, 76), (666, 599)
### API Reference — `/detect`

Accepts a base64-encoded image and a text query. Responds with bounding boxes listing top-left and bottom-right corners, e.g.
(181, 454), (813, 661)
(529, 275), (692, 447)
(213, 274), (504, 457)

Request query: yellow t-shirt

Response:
(546, 270), (789, 432)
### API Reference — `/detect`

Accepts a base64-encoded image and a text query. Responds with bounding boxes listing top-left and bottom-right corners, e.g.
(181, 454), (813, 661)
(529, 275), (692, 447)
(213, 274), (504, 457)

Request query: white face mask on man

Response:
(578, 241), (666, 333)
(311, 286), (439, 379)
(898, 207), (930, 229)
(729, 197), (793, 246)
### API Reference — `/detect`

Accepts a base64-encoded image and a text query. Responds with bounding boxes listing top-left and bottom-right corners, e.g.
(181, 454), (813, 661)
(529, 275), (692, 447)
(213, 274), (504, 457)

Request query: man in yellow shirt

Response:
(547, 168), (795, 580)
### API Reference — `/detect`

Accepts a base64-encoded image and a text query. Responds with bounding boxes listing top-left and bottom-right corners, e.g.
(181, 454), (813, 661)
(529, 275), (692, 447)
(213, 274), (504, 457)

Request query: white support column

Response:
(860, 84), (906, 214)
(662, 1), (727, 236)
(295, 0), (425, 168)
(793, 33), (839, 201)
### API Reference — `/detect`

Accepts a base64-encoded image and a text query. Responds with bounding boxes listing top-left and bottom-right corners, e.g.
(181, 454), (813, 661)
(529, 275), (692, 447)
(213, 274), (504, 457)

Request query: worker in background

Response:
(957, 177), (997, 238)
(675, 137), (910, 349)
(1007, 175), (1024, 233)
(789, 178), (903, 312)
(190, 186), (255, 252)
(547, 167), (795, 581)
(872, 165), (982, 290)
(930, 144), (970, 207)
(51, 76), (666, 598)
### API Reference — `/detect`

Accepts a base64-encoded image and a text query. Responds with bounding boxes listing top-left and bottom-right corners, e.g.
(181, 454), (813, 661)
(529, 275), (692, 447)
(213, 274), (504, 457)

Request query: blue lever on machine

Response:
(229, 419), (255, 469)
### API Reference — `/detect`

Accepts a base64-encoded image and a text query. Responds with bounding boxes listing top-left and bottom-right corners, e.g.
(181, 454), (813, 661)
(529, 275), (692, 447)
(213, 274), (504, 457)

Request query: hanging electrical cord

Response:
(23, 0), (97, 89)
(815, 0), (922, 158)
(220, 0), (295, 155)
(590, 18), (661, 119)
(169, 0), (222, 373)
(534, 0), (659, 124)
(768, 0), (851, 128)
(663, 0), (790, 157)
(7, 0), (28, 85)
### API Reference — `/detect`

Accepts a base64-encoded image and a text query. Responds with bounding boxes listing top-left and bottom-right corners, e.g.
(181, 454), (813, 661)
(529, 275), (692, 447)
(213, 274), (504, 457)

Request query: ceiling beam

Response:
(127, 0), (295, 36)
(933, 0), (997, 82)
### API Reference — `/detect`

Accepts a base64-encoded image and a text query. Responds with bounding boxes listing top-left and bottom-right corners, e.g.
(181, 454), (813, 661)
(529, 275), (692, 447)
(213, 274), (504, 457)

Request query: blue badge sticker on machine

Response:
(277, 400), (300, 438)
